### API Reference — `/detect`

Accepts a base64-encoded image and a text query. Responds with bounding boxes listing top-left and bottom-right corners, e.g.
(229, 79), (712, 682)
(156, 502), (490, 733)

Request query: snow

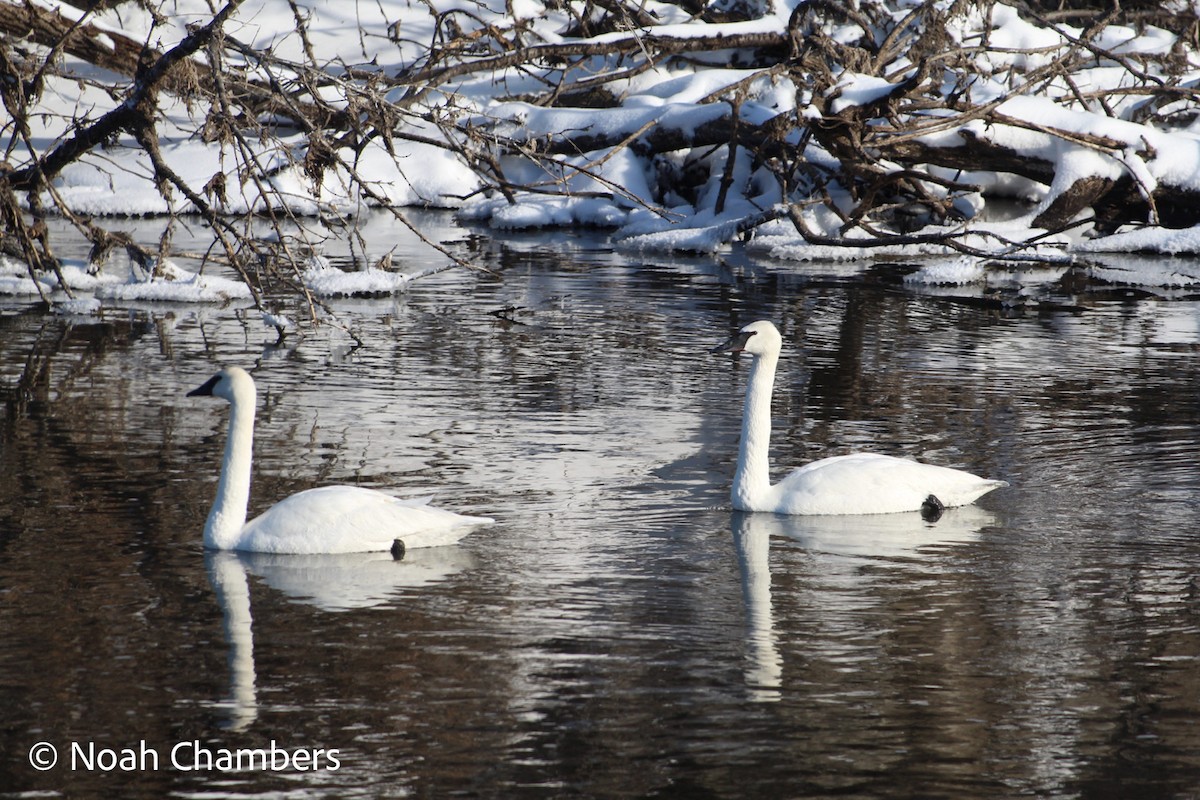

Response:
(904, 257), (988, 286)
(1075, 225), (1200, 256)
(0, 255), (250, 306)
(302, 261), (418, 297)
(53, 297), (104, 316)
(96, 262), (252, 303)
(829, 74), (899, 114)
(0, 246), (429, 310)
(1084, 254), (1200, 290)
(261, 311), (296, 330)
(589, 15), (792, 45)
(10, 0), (1200, 298)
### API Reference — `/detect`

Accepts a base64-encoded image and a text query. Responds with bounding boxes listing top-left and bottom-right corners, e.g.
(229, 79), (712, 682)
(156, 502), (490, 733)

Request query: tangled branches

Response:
(4, 0), (1200, 321)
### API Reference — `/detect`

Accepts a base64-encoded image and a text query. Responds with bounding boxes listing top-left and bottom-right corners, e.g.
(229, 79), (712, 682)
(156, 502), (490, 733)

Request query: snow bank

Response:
(302, 262), (418, 297)
(12, 0), (1200, 286)
(903, 257), (987, 286)
(1074, 225), (1200, 255)
(95, 262), (251, 303)
(0, 255), (249, 311)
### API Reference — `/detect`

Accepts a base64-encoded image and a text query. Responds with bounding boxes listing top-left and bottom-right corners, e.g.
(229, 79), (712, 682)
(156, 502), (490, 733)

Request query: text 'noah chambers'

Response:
(68, 740), (341, 772)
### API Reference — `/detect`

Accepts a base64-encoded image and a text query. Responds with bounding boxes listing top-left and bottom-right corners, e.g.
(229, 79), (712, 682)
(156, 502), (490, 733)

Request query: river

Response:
(2, 211), (1199, 798)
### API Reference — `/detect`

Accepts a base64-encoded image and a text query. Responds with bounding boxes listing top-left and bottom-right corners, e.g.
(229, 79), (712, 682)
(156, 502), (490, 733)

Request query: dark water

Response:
(2, 213), (1200, 799)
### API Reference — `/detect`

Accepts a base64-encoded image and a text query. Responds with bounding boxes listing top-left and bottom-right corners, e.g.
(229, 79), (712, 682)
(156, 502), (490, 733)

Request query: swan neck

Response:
(205, 385), (255, 549)
(733, 350), (778, 509)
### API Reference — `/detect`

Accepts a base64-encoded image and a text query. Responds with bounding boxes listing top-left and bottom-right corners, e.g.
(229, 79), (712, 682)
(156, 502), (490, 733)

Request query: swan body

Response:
(188, 367), (492, 554)
(715, 320), (1006, 515)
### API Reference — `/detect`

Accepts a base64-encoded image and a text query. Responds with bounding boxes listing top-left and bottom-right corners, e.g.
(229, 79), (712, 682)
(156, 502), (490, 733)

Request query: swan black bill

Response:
(711, 329), (757, 355)
(187, 374), (222, 397)
(390, 539), (406, 560)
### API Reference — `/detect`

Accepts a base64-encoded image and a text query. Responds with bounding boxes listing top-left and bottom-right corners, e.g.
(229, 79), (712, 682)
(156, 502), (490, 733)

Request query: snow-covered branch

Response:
(5, 0), (1200, 319)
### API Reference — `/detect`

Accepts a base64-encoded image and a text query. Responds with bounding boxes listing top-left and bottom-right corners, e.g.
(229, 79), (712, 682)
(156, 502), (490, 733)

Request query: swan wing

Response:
(235, 486), (494, 554)
(771, 453), (1006, 515)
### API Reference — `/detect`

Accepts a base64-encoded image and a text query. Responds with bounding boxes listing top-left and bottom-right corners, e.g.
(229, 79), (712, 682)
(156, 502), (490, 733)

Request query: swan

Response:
(188, 367), (493, 554)
(713, 320), (1007, 515)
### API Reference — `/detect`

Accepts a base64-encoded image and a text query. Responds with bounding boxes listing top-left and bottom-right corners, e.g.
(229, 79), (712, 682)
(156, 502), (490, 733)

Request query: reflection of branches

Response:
(3, 318), (72, 421)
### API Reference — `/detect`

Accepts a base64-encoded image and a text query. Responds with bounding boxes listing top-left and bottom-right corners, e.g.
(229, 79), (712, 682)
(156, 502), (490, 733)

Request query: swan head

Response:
(187, 367), (255, 404)
(712, 320), (782, 357)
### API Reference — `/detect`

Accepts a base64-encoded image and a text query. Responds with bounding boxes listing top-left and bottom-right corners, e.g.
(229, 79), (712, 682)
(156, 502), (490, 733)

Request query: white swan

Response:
(714, 320), (1007, 515)
(188, 367), (493, 554)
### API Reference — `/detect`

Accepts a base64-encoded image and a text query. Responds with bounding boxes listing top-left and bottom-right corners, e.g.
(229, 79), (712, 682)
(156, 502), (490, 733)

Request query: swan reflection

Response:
(236, 546), (478, 612)
(731, 506), (996, 702)
(206, 551), (258, 731)
(768, 504), (996, 558)
(732, 512), (783, 702)
(204, 546), (476, 729)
